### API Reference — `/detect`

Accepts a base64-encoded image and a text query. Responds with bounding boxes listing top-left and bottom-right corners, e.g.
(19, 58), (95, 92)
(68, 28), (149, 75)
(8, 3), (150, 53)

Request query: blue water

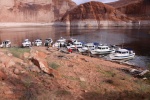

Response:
(0, 26), (150, 68)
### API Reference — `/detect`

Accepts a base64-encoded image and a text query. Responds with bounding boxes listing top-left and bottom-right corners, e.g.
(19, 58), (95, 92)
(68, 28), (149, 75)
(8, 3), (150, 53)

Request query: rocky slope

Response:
(108, 0), (150, 20)
(59, 1), (132, 27)
(0, 0), (76, 22)
(0, 47), (150, 100)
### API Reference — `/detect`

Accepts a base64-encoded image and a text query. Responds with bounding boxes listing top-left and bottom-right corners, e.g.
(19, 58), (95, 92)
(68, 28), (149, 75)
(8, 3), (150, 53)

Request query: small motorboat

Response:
(67, 38), (83, 50)
(22, 39), (31, 47)
(90, 44), (115, 55)
(53, 37), (66, 47)
(109, 48), (135, 60)
(0, 40), (11, 48)
(78, 43), (95, 53)
(34, 39), (42, 46)
(67, 41), (83, 49)
(44, 38), (53, 46)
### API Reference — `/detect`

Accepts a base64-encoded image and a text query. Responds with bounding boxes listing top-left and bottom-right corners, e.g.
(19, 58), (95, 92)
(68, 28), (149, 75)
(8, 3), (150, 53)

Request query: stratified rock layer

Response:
(0, 0), (76, 22)
(61, 1), (129, 21)
(60, 1), (131, 27)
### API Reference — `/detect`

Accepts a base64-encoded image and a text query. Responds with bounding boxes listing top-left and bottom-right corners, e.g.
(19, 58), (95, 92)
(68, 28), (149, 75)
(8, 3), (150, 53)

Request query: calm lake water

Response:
(0, 26), (150, 68)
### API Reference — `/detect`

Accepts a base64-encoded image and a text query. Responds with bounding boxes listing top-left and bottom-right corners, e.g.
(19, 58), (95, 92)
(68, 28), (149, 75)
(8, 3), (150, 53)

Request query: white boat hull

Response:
(90, 50), (113, 55)
(109, 53), (135, 60)
(78, 48), (88, 53)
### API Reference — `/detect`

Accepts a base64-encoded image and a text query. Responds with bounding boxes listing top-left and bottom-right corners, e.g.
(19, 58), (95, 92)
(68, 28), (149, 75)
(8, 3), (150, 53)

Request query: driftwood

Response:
(120, 68), (150, 79)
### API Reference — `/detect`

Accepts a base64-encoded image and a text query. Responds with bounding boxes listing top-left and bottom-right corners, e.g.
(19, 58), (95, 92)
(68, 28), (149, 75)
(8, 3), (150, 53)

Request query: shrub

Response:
(49, 62), (60, 69)
(55, 90), (71, 96)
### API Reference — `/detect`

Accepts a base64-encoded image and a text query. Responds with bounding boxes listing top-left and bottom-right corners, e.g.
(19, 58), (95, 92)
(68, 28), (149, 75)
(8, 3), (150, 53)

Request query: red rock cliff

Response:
(61, 1), (130, 22)
(0, 0), (76, 22)
(109, 0), (150, 20)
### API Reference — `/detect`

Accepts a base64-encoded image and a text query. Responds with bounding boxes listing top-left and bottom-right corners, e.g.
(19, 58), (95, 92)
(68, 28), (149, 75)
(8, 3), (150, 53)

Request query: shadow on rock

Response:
(80, 90), (150, 100)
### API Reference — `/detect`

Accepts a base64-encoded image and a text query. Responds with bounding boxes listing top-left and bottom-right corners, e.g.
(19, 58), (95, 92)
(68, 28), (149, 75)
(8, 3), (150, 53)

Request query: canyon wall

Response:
(0, 0), (76, 22)
(109, 0), (150, 20)
(59, 1), (132, 27)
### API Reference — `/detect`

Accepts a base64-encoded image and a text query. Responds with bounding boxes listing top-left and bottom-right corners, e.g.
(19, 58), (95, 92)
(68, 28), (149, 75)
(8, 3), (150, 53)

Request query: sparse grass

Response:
(80, 81), (87, 89)
(97, 69), (116, 77)
(136, 80), (150, 93)
(23, 77), (33, 88)
(96, 65), (116, 77)
(55, 90), (71, 96)
(7, 47), (30, 58)
(48, 62), (60, 69)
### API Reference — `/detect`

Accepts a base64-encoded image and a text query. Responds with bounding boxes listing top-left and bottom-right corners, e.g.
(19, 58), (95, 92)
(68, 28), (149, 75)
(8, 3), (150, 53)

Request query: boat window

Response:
(115, 51), (121, 53)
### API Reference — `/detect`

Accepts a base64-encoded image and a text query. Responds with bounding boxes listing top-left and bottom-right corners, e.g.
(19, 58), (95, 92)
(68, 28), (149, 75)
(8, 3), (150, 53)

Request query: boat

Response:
(78, 43), (95, 53)
(90, 44), (115, 55)
(34, 39), (42, 46)
(66, 38), (83, 50)
(109, 48), (135, 60)
(0, 40), (11, 48)
(53, 37), (66, 47)
(44, 38), (53, 46)
(67, 41), (83, 49)
(22, 39), (31, 47)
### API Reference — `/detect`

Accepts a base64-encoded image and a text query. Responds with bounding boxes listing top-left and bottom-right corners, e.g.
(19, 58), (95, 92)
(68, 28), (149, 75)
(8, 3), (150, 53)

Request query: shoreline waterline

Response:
(0, 20), (150, 28)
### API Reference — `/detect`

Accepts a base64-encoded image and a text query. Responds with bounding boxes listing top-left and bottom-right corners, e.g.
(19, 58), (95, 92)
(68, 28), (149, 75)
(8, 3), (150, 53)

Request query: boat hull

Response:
(90, 50), (113, 55)
(78, 48), (88, 53)
(109, 53), (135, 60)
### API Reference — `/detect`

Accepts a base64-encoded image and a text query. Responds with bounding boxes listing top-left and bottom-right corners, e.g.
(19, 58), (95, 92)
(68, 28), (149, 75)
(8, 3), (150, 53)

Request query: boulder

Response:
(7, 53), (13, 57)
(79, 77), (86, 82)
(29, 65), (41, 73)
(23, 52), (30, 59)
(139, 70), (149, 76)
(31, 57), (58, 77)
(0, 71), (7, 81)
(3, 89), (13, 95)
(7, 61), (15, 67)
(13, 68), (20, 75)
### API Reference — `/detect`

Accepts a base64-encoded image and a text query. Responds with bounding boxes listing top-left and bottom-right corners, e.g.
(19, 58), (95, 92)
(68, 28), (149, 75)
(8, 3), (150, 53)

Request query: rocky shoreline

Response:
(0, 47), (150, 100)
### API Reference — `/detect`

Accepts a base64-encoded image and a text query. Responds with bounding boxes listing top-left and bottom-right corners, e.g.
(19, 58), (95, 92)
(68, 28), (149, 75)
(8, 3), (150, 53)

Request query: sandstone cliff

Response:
(109, 0), (150, 20)
(0, 0), (76, 22)
(59, 1), (131, 27)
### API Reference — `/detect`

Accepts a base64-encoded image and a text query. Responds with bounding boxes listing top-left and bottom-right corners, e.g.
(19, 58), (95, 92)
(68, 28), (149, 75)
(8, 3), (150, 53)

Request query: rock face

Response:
(109, 0), (150, 20)
(30, 50), (59, 77)
(59, 1), (131, 27)
(0, 0), (76, 22)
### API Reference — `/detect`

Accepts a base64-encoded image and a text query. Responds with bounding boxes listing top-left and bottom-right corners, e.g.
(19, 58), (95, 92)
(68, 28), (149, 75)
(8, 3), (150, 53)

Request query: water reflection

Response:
(0, 26), (150, 67)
